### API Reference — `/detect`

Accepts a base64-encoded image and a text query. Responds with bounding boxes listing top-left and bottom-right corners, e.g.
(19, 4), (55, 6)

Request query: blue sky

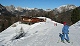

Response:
(0, 0), (80, 9)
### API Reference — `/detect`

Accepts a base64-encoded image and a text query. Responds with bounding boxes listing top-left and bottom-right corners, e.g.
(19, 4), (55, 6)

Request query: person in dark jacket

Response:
(61, 22), (70, 43)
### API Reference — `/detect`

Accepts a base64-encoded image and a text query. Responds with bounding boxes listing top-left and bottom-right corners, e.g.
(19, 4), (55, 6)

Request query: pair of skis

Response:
(57, 33), (73, 45)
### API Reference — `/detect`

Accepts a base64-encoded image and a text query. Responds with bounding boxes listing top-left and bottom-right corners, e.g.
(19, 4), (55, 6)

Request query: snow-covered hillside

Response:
(0, 17), (80, 46)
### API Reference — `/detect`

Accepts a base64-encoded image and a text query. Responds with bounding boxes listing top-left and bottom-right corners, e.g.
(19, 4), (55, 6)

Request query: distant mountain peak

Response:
(56, 4), (77, 13)
(0, 4), (6, 10)
(58, 4), (76, 8)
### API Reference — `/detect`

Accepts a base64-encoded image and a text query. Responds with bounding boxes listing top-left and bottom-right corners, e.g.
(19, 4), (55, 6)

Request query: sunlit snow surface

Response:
(0, 17), (80, 46)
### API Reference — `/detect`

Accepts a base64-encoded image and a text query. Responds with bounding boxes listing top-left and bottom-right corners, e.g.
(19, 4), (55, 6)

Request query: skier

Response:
(61, 22), (70, 43)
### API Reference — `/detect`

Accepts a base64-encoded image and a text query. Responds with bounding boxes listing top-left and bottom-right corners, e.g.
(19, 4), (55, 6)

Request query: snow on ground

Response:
(0, 17), (80, 46)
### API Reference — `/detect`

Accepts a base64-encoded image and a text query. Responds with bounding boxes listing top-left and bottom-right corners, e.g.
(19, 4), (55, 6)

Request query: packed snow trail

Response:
(0, 18), (80, 46)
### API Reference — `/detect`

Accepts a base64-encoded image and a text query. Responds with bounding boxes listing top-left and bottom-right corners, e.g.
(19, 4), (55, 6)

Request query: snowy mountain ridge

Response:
(5, 4), (77, 12)
(57, 5), (76, 9)
(54, 4), (77, 13)
(0, 17), (80, 46)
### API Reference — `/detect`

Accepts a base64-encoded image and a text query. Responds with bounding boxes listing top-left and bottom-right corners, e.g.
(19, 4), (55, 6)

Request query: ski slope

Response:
(0, 17), (80, 46)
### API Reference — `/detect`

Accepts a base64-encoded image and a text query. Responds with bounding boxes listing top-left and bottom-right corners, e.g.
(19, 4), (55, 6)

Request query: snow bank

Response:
(72, 21), (80, 28)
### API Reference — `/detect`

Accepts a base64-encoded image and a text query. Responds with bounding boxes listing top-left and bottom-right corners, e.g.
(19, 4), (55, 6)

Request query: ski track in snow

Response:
(0, 18), (80, 46)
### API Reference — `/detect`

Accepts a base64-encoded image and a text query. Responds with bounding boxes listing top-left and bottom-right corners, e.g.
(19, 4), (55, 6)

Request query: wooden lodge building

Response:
(20, 16), (46, 25)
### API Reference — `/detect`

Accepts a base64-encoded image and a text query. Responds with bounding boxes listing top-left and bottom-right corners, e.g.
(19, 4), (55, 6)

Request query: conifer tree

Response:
(71, 7), (80, 24)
